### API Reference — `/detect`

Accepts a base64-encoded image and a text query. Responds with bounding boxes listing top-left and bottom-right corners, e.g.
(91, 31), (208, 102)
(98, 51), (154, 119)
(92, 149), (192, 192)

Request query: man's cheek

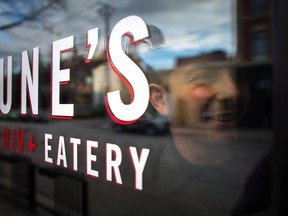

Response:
(188, 85), (215, 100)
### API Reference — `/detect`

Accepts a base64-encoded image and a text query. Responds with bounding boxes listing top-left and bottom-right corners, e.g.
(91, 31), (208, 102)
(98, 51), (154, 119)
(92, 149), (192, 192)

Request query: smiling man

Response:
(142, 61), (252, 215)
(149, 61), (247, 166)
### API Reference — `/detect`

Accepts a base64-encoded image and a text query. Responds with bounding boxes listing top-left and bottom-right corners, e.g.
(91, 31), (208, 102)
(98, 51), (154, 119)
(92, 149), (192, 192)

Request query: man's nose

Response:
(214, 72), (240, 101)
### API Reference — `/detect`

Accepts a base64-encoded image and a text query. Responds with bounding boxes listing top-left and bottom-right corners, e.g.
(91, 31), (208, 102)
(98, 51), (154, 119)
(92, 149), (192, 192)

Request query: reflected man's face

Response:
(149, 65), (247, 165)
(167, 67), (239, 132)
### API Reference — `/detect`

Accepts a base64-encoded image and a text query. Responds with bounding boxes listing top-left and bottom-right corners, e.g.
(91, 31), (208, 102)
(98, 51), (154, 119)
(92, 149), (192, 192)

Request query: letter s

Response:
(106, 16), (149, 124)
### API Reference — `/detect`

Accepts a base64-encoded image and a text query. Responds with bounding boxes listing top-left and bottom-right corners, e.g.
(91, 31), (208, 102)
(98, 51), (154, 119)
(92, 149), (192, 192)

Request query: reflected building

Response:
(236, 0), (272, 128)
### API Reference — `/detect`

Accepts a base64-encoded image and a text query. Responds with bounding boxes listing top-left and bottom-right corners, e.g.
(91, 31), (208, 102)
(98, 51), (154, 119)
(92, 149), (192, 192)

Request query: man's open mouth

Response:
(202, 111), (236, 123)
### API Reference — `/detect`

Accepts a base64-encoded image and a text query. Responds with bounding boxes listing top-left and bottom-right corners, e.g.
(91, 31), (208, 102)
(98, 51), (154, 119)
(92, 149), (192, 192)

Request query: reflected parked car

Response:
(111, 114), (169, 135)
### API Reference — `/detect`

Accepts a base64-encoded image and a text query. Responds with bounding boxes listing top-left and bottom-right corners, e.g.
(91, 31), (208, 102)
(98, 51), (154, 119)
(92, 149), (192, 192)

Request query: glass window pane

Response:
(0, 0), (277, 215)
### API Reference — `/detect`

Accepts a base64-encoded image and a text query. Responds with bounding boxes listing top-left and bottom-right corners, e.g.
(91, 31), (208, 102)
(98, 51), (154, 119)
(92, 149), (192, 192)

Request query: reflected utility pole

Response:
(97, 2), (115, 93)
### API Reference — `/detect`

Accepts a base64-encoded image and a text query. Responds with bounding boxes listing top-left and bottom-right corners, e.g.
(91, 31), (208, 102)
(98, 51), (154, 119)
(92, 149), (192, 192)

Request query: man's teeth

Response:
(202, 112), (235, 122)
(213, 114), (235, 122)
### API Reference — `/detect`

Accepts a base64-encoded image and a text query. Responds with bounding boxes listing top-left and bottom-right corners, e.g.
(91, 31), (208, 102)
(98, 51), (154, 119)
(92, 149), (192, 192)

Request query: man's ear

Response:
(149, 83), (169, 115)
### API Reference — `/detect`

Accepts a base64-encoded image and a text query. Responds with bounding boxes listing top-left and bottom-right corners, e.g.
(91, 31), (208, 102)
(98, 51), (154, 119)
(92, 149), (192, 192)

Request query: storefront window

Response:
(251, 28), (269, 60)
(251, 0), (269, 14)
(0, 0), (280, 215)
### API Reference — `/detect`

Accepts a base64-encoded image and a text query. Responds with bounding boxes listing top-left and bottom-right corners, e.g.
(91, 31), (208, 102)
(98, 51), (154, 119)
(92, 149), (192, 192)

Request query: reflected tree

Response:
(0, 0), (66, 31)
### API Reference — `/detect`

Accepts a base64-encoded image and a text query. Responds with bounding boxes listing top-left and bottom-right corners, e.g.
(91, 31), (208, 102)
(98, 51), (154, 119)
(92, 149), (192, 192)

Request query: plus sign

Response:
(26, 136), (37, 154)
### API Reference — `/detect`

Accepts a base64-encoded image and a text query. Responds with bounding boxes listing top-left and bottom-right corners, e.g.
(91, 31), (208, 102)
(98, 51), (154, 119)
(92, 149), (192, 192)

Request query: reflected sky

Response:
(0, 0), (235, 70)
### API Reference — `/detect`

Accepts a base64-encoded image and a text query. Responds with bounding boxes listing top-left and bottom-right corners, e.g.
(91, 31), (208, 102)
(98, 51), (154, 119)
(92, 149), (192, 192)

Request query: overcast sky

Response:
(0, 0), (235, 70)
